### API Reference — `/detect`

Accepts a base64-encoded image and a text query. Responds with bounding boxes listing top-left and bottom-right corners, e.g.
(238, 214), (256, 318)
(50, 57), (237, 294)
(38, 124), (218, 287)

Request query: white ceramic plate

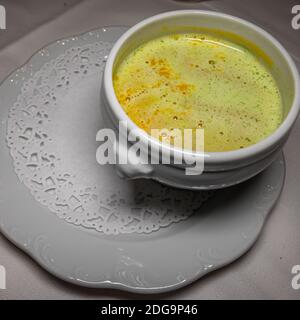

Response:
(0, 27), (285, 294)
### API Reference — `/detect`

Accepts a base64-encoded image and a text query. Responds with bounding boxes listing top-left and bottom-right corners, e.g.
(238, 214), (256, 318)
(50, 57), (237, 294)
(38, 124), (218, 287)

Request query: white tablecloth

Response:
(0, 0), (299, 299)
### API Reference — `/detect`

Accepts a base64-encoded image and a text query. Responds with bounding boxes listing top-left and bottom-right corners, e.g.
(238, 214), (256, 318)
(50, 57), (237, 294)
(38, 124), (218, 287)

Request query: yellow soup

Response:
(113, 32), (282, 152)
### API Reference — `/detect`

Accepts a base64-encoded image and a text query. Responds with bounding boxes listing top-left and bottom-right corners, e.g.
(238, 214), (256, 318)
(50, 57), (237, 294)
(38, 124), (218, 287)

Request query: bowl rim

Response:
(104, 9), (300, 165)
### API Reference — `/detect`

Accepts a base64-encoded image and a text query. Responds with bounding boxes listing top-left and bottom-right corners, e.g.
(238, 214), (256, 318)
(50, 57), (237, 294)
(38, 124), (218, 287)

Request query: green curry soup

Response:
(113, 32), (282, 152)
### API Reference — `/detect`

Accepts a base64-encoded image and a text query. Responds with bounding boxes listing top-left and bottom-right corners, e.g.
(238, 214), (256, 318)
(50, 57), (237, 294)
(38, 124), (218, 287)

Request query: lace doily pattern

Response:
(7, 38), (214, 235)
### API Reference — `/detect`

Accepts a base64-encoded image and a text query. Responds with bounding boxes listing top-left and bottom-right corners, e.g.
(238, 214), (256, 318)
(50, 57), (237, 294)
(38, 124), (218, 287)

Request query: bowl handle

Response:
(113, 140), (154, 180)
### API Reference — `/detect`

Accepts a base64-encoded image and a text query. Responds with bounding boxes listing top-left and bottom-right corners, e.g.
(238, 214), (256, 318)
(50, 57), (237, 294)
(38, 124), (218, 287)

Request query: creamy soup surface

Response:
(113, 32), (282, 152)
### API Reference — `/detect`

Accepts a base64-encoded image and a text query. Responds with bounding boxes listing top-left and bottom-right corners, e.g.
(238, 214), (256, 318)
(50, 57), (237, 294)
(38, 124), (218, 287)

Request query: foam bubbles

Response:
(113, 33), (282, 151)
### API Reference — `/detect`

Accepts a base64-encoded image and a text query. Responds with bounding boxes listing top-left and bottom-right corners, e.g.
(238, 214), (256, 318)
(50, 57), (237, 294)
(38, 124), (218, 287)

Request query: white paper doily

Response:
(6, 32), (214, 235)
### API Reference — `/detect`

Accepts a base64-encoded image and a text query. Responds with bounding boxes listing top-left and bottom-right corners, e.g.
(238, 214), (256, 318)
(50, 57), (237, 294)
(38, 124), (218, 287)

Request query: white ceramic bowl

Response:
(102, 10), (300, 190)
